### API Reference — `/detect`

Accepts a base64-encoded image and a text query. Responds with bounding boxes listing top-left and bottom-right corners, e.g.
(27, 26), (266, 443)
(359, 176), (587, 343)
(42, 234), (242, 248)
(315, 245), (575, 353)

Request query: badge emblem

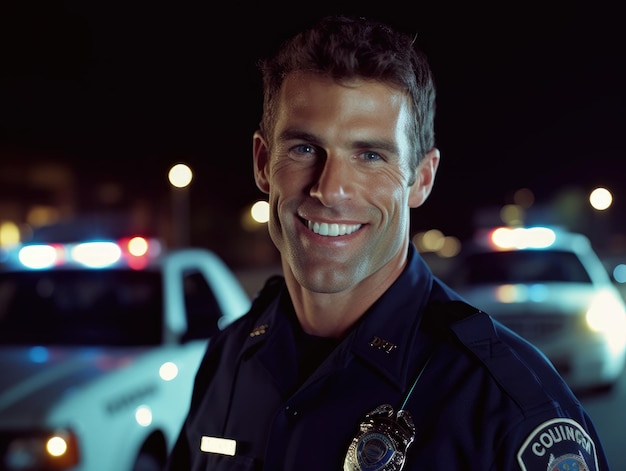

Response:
(547, 452), (590, 471)
(344, 404), (415, 471)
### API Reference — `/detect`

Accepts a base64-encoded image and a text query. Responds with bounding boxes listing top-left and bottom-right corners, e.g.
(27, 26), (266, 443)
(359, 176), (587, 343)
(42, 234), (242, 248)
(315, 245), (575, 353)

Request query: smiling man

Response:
(166, 15), (610, 471)
(253, 71), (439, 338)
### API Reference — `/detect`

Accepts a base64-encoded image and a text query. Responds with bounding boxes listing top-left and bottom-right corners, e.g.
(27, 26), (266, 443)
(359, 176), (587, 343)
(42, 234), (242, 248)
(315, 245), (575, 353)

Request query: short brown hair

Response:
(257, 15), (436, 174)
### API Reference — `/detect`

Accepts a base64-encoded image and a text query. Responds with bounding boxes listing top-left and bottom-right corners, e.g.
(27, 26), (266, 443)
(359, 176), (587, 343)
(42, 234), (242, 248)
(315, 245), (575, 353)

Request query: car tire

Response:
(132, 451), (164, 471)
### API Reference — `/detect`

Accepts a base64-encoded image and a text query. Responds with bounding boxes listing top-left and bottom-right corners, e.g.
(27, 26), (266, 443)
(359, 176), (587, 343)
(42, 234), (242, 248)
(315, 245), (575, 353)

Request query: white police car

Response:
(445, 226), (626, 393)
(0, 237), (251, 471)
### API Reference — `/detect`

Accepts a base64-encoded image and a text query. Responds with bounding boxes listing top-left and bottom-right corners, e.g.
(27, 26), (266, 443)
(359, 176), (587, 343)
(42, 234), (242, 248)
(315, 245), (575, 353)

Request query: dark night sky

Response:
(1, 1), (625, 241)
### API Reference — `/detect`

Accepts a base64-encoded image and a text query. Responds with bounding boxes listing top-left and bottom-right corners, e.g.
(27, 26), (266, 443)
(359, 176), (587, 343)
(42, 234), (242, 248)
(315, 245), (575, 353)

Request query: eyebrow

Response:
(351, 139), (399, 156)
(278, 128), (319, 144)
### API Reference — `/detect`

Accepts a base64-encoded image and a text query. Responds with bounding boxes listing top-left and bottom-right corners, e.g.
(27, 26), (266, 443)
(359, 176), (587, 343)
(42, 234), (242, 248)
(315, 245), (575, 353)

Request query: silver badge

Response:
(343, 404), (415, 471)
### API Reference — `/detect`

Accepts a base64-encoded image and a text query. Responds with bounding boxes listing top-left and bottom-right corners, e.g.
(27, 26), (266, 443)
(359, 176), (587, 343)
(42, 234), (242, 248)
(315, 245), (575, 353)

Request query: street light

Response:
(589, 187), (612, 211)
(168, 163), (193, 247)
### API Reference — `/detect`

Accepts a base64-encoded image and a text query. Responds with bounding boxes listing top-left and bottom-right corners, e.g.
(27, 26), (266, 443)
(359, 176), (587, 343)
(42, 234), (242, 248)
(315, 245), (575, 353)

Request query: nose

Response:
(309, 155), (352, 206)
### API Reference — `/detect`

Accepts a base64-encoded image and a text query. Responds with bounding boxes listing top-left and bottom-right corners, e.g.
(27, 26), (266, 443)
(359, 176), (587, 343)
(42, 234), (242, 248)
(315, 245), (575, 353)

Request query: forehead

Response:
(278, 71), (407, 113)
(275, 72), (411, 139)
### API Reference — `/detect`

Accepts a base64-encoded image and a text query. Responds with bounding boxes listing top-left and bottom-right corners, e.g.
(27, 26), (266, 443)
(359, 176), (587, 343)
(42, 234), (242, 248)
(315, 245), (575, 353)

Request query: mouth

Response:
(306, 219), (362, 237)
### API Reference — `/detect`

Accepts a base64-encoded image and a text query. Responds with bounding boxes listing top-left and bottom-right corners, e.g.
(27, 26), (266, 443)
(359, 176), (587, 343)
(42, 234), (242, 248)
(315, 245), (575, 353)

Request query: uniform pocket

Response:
(197, 453), (260, 471)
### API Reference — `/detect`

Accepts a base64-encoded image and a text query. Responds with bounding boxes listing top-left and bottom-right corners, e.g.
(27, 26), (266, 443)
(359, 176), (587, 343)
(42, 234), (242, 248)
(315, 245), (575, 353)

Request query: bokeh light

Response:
(168, 164), (193, 188)
(589, 187), (612, 211)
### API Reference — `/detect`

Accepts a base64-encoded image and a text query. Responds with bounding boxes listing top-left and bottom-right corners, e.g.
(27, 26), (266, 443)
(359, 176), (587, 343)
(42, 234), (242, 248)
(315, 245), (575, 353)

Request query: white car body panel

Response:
(0, 243), (251, 471)
(446, 227), (626, 392)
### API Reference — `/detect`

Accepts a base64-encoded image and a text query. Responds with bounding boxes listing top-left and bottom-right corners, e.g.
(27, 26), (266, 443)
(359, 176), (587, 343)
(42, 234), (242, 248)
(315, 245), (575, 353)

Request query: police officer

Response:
(166, 15), (610, 470)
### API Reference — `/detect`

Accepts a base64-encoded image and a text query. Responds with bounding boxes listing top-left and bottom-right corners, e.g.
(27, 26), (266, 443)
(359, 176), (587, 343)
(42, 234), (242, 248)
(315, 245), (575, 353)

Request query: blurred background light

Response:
(491, 226), (556, 250)
(168, 164), (193, 188)
(589, 187), (612, 211)
(159, 361), (179, 381)
(127, 236), (149, 256)
(413, 229), (461, 258)
(251, 201), (270, 224)
(46, 436), (68, 457)
(71, 241), (121, 268)
(135, 405), (153, 427)
(0, 221), (20, 247)
(513, 188), (535, 209)
(613, 264), (626, 284)
(18, 244), (60, 269)
(500, 204), (525, 227)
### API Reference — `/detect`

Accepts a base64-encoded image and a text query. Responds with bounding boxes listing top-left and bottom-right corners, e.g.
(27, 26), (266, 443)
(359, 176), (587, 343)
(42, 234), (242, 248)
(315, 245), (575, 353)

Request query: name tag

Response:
(200, 436), (237, 456)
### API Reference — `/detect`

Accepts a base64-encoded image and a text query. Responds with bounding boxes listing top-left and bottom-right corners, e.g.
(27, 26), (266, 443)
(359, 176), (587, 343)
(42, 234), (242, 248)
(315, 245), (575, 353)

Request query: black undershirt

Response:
(280, 291), (341, 385)
(293, 318), (340, 385)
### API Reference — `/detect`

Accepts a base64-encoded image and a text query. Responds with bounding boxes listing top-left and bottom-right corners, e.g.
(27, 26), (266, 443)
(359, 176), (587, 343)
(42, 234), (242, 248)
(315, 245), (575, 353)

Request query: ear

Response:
(253, 130), (270, 194)
(408, 147), (440, 208)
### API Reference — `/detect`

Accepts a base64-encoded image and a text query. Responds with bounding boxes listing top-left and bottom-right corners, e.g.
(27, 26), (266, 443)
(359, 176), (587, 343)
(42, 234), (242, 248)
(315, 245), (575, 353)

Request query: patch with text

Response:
(517, 418), (598, 471)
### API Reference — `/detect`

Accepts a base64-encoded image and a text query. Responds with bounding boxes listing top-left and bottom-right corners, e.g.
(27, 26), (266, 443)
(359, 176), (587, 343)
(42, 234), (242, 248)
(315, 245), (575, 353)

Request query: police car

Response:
(0, 237), (251, 471)
(445, 226), (626, 393)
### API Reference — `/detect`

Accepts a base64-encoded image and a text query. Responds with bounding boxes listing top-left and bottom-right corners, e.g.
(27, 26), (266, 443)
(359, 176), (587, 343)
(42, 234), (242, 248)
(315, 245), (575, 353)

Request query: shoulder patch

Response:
(517, 418), (599, 471)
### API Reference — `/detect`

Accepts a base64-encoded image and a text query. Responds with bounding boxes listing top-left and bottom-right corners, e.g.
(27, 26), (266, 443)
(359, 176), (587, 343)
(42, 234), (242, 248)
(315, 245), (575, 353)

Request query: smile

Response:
(306, 220), (362, 236)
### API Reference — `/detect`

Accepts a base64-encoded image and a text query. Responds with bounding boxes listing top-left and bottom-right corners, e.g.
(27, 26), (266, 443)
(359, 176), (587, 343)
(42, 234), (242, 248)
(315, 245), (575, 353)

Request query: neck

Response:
(282, 255), (407, 339)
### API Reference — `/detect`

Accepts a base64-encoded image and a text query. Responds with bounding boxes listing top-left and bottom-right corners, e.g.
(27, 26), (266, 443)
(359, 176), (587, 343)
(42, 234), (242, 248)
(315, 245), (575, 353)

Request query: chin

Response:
(293, 268), (354, 294)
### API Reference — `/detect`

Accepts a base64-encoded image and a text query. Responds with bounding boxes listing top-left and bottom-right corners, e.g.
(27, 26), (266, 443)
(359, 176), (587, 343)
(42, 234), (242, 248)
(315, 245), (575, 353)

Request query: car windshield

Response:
(0, 269), (163, 346)
(453, 250), (592, 286)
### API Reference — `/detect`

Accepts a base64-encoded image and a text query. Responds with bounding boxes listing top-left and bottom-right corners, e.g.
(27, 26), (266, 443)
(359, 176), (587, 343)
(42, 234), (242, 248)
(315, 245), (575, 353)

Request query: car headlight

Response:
(2, 429), (80, 471)
(585, 290), (626, 353)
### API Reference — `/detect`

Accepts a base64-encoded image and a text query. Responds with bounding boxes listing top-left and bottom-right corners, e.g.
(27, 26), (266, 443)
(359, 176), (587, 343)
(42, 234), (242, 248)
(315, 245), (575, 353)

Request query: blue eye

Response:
(290, 144), (318, 159)
(361, 151), (382, 162)
(294, 144), (315, 154)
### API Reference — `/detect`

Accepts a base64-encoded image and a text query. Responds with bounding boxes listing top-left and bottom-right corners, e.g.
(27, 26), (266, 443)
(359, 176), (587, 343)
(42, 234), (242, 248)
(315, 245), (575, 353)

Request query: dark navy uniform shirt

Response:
(167, 244), (610, 470)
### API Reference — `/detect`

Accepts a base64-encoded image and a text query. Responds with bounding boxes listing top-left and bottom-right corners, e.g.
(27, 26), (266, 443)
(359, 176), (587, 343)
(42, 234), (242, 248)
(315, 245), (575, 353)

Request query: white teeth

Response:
(307, 220), (361, 236)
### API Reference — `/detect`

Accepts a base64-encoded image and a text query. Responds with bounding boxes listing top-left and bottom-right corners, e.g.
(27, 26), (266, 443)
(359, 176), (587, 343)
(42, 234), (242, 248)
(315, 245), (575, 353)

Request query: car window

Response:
(181, 269), (222, 341)
(0, 269), (163, 346)
(451, 250), (592, 286)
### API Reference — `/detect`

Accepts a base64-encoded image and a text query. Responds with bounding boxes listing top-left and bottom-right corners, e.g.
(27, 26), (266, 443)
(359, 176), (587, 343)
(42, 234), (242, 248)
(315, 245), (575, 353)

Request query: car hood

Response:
(0, 346), (147, 426)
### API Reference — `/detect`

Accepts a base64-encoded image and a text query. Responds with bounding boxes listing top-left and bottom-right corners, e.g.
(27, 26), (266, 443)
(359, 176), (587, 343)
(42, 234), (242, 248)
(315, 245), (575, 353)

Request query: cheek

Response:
(266, 173), (298, 229)
(271, 163), (314, 196)
(266, 194), (284, 245)
(371, 187), (413, 230)
(366, 174), (409, 207)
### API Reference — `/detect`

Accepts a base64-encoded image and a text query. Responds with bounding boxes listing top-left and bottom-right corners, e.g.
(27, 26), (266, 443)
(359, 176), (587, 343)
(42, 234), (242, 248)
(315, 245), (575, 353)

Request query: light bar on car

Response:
(489, 226), (556, 250)
(16, 236), (161, 270)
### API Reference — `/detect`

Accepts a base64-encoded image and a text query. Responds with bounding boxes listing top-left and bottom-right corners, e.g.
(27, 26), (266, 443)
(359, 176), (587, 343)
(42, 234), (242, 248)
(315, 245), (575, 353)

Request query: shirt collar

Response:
(241, 244), (438, 390)
(348, 244), (435, 387)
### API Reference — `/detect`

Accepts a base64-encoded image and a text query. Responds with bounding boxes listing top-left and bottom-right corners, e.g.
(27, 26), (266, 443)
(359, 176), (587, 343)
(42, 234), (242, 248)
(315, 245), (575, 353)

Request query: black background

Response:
(1, 1), (624, 241)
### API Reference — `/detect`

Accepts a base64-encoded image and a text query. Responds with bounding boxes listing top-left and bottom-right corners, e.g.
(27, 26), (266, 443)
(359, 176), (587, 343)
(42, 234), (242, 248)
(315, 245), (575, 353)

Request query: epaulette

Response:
(419, 299), (481, 337)
(248, 274), (285, 317)
(423, 299), (564, 410)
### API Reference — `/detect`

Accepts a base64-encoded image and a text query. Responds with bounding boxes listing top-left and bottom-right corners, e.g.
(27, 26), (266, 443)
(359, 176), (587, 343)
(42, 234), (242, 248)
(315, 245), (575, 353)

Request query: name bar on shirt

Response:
(200, 436), (237, 456)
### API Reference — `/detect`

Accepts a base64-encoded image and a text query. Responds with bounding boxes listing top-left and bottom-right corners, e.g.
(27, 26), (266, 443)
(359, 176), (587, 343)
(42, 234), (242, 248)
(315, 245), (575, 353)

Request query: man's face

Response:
(254, 72), (436, 295)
